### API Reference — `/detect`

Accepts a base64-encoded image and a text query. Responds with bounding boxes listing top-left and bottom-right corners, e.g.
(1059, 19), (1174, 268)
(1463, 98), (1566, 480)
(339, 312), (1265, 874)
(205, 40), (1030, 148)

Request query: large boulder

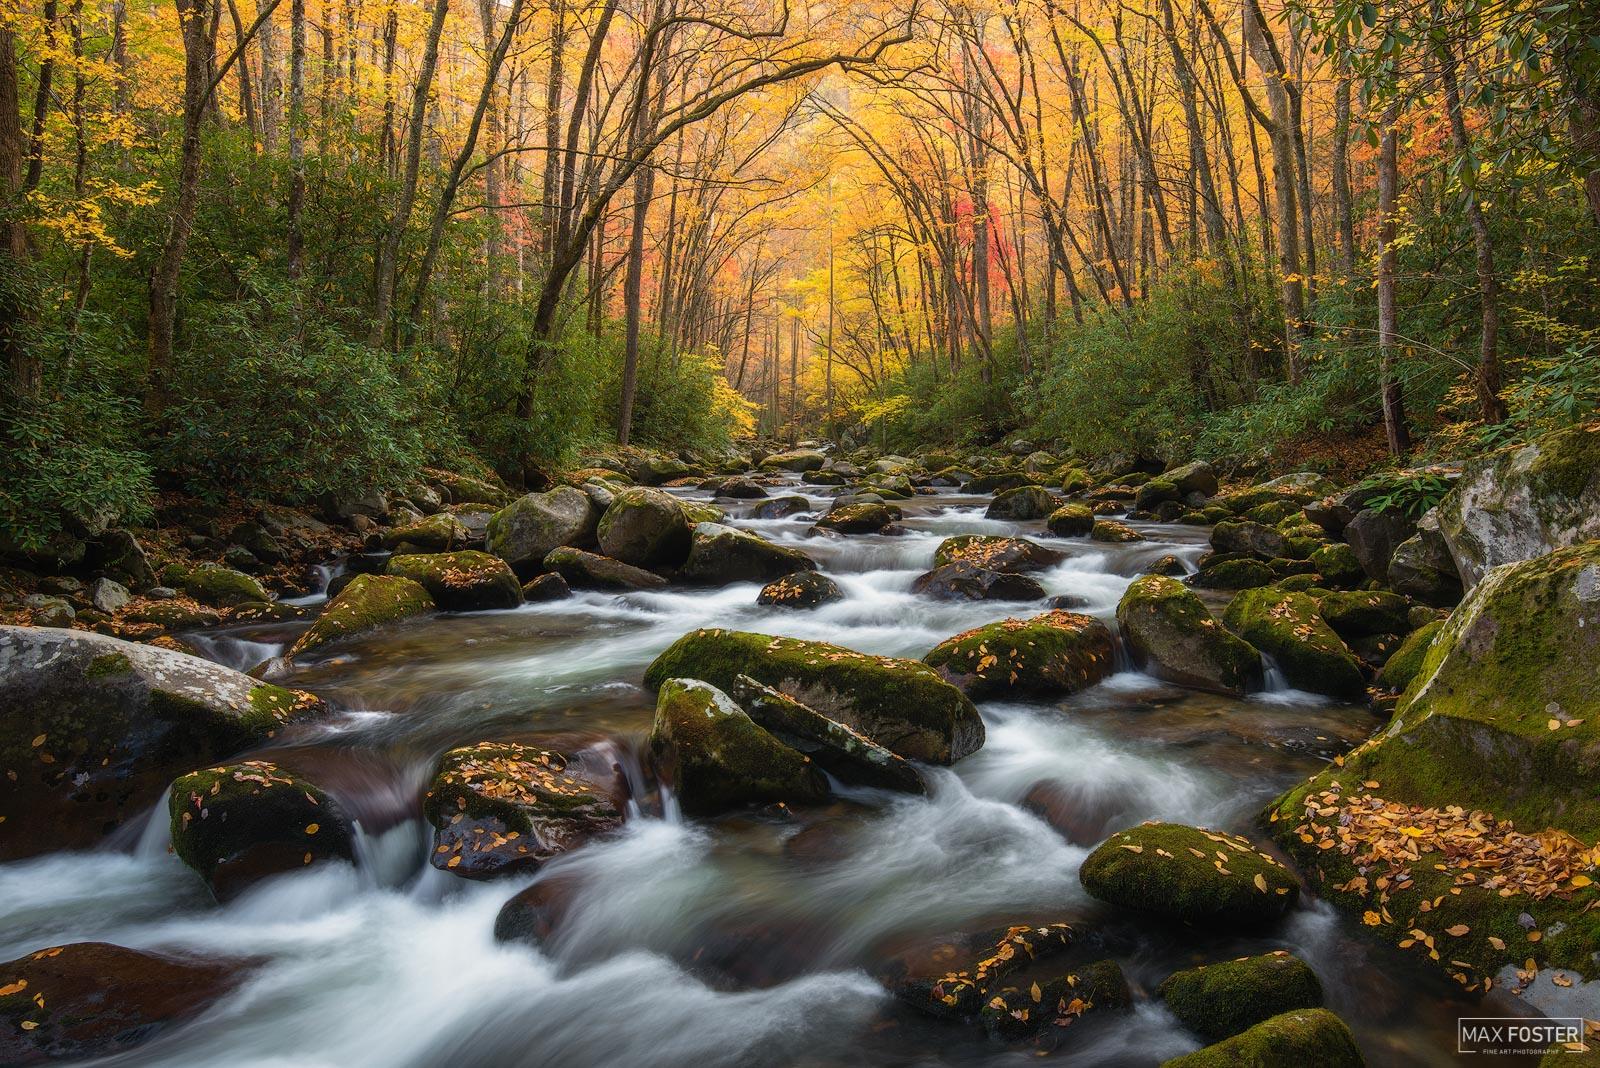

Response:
(596, 487), (693, 567)
(1159, 1009), (1364, 1068)
(382, 512), (471, 553)
(759, 449), (827, 472)
(1373, 619), (1444, 693)
(384, 551), (522, 611)
(1046, 503), (1095, 537)
(1163, 460), (1219, 498)
(812, 502), (901, 534)
(985, 485), (1059, 520)
(648, 679), (829, 815)
(0, 627), (326, 859)
(424, 742), (624, 878)
(1434, 423), (1600, 587)
(485, 487), (601, 571)
(1158, 952), (1323, 1044)
(979, 959), (1131, 1041)
(644, 629), (983, 763)
(625, 452), (695, 485)
(1079, 822), (1298, 927)
(910, 562), (1046, 602)
(1315, 590), (1409, 638)
(1387, 509), (1463, 606)
(728, 675), (924, 794)
(1117, 576), (1261, 696)
(680, 523), (817, 585)
(169, 760), (355, 899)
(1211, 520), (1286, 559)
(289, 574), (434, 657)
(181, 563), (269, 607)
(543, 546), (667, 590)
(931, 534), (1065, 573)
(1222, 587), (1365, 700)
(923, 611), (1115, 699)
(1343, 506), (1417, 580)
(756, 571), (844, 609)
(1222, 473), (1338, 514)
(712, 476), (768, 500)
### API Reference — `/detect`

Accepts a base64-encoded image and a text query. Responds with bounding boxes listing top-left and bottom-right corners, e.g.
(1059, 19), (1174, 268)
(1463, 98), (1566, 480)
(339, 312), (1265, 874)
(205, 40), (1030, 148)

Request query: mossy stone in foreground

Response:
(1158, 951), (1323, 1043)
(1117, 576), (1261, 696)
(644, 629), (983, 763)
(1046, 503), (1095, 537)
(385, 550), (522, 610)
(923, 611), (1114, 699)
(679, 522), (817, 585)
(1079, 822), (1298, 927)
(1222, 587), (1365, 700)
(1160, 1008), (1364, 1068)
(979, 958), (1131, 1041)
(289, 573), (434, 657)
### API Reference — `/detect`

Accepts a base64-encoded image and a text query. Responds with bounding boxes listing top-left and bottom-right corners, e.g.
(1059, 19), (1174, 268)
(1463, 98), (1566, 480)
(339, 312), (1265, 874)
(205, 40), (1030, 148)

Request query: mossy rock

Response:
(1245, 500), (1305, 526)
(1309, 543), (1366, 589)
(1164, 460), (1219, 497)
(911, 562), (1046, 602)
(680, 523), (817, 586)
(644, 629), (983, 764)
(1190, 558), (1275, 591)
(1316, 590), (1410, 638)
(1158, 952), (1323, 1043)
(289, 574), (434, 658)
(0, 627), (326, 859)
(484, 486), (601, 571)
(1222, 474), (1339, 515)
(1091, 519), (1144, 543)
(381, 512), (470, 552)
(1117, 576), (1261, 696)
(893, 922), (1076, 1019)
(521, 572), (571, 602)
(985, 485), (1059, 520)
(759, 449), (827, 472)
(181, 564), (269, 608)
(596, 486), (693, 568)
(812, 502), (901, 534)
(1079, 822), (1298, 927)
(1374, 620), (1443, 692)
(749, 495), (810, 520)
(969, 471), (1031, 494)
(428, 468), (513, 506)
(543, 546), (667, 590)
(424, 741), (624, 877)
(1159, 1008), (1363, 1068)
(1212, 520), (1287, 559)
(923, 611), (1114, 699)
(169, 760), (354, 899)
(979, 958), (1131, 1041)
(385, 551), (522, 611)
(1135, 479), (1182, 510)
(1223, 587), (1365, 700)
(756, 571), (844, 609)
(927, 466), (974, 487)
(1046, 503), (1095, 537)
(728, 675), (923, 794)
(649, 679), (829, 816)
(125, 601), (223, 629)
(1055, 466), (1094, 493)
(932, 534), (1065, 572)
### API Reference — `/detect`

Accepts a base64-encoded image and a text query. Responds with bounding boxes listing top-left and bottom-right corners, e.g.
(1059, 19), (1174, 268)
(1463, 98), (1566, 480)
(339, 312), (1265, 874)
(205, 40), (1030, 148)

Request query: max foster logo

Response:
(1458, 1017), (1587, 1055)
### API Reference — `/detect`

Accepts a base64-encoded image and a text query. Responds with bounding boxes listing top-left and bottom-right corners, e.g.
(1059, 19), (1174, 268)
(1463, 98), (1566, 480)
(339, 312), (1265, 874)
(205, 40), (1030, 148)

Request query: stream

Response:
(0, 478), (1537, 1065)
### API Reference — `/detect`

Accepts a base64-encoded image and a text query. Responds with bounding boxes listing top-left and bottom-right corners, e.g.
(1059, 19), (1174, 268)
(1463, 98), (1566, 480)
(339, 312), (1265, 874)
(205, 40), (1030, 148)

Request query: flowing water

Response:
(0, 479), (1539, 1065)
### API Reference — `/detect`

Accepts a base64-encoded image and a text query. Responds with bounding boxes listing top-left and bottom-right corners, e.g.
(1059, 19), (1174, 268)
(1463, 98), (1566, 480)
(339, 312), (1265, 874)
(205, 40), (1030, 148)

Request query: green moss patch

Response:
(1223, 587), (1365, 700)
(1159, 1008), (1363, 1068)
(923, 611), (1115, 699)
(289, 573), (434, 658)
(1079, 822), (1298, 927)
(1158, 951), (1323, 1043)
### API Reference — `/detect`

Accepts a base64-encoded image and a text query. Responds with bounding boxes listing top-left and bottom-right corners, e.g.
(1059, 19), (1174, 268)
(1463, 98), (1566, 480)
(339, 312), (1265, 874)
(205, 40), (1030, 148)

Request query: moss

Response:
(381, 512), (469, 552)
(289, 573), (434, 657)
(1309, 544), (1365, 588)
(1135, 479), (1181, 510)
(980, 958), (1131, 1040)
(932, 534), (1064, 572)
(84, 652), (132, 679)
(1158, 952), (1323, 1043)
(923, 611), (1115, 698)
(1245, 500), (1304, 526)
(813, 502), (900, 534)
(1079, 822), (1298, 927)
(1526, 422), (1600, 518)
(1190, 559), (1274, 590)
(385, 551), (522, 610)
(1056, 466), (1094, 493)
(1374, 620), (1443, 692)
(1046, 503), (1095, 537)
(986, 485), (1059, 520)
(1223, 587), (1365, 700)
(1159, 1009), (1364, 1068)
(681, 501), (725, 525)
(182, 564), (269, 608)
(1091, 519), (1144, 543)
(644, 628), (982, 763)
(969, 471), (1030, 494)
(894, 923), (1076, 1019)
(1316, 591), (1410, 637)
(756, 571), (844, 609)
(1117, 576), (1260, 696)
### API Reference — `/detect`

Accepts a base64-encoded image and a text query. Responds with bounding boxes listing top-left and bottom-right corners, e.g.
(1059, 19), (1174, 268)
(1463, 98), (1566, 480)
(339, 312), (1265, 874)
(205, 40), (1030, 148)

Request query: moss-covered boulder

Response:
(1387, 511), (1463, 606)
(1222, 473), (1339, 515)
(1373, 619), (1443, 692)
(1135, 479), (1182, 511)
(1212, 520), (1287, 559)
(1046, 503), (1095, 537)
(0, 627), (326, 859)
(759, 449), (827, 472)
(979, 959), (1131, 1041)
(892, 922), (1076, 1019)
(1315, 590), (1409, 638)
(1190, 558), (1275, 590)
(1158, 952), (1323, 1043)
(181, 563), (269, 607)
(1160, 1009), (1363, 1068)
(986, 485), (1060, 520)
(644, 629), (983, 763)
(542, 546), (667, 590)
(382, 512), (470, 553)
(911, 562), (1047, 602)
(712, 476), (768, 499)
(932, 534), (1066, 572)
(485, 486), (600, 572)
(595, 486), (692, 568)
(756, 570), (844, 609)
(728, 675), (923, 794)
(1090, 519), (1144, 543)
(648, 679), (829, 816)
(749, 495), (811, 520)
(169, 760), (354, 899)
(289, 574), (434, 657)
(969, 471), (1030, 494)
(428, 467), (513, 506)
(1079, 822), (1298, 927)
(1434, 422), (1600, 587)
(1117, 576), (1261, 696)
(812, 502), (902, 534)
(680, 522), (817, 585)
(923, 611), (1114, 699)
(1309, 542), (1366, 589)
(1164, 460), (1219, 497)
(1055, 466), (1095, 493)
(384, 551), (522, 611)
(1222, 588), (1365, 700)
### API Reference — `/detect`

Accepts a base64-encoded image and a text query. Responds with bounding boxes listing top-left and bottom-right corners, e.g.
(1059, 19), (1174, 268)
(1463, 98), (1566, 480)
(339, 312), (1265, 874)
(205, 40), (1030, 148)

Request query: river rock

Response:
(1387, 510), (1462, 606)
(728, 675), (923, 794)
(932, 534), (1066, 572)
(1046, 503), (1095, 536)
(923, 611), (1114, 699)
(485, 486), (601, 572)
(1163, 460), (1219, 498)
(1222, 587), (1365, 700)
(812, 502), (901, 534)
(428, 468), (512, 506)
(748, 495), (810, 520)
(289, 574), (434, 657)
(1158, 951), (1323, 1043)
(649, 679), (828, 815)
(1160, 1008), (1363, 1068)
(382, 512), (470, 553)
(596, 487), (692, 568)
(0, 942), (247, 1064)
(980, 959), (1131, 1042)
(181, 563), (269, 607)
(85, 528), (156, 590)
(713, 477), (768, 499)
(1223, 473), (1339, 514)
(1135, 479), (1182, 511)
(644, 629), (983, 763)
(986, 485), (1059, 520)
(892, 922), (1076, 1019)
(760, 449), (826, 473)
(680, 523), (817, 585)
(911, 561), (1047, 602)
(1211, 520), (1286, 559)
(756, 570), (844, 609)
(1434, 423), (1600, 587)
(1344, 506), (1416, 580)
(1373, 619), (1443, 692)
(425, 742), (624, 878)
(24, 595), (74, 628)
(88, 577), (130, 614)
(521, 572), (572, 602)
(1079, 822), (1298, 926)
(969, 471), (1031, 495)
(0, 627), (326, 858)
(169, 760), (355, 899)
(1090, 519), (1143, 543)
(384, 551), (522, 610)
(1055, 466), (1094, 493)
(543, 546), (667, 590)
(1117, 576), (1261, 696)
(1308, 543), (1365, 589)
(1315, 590), (1409, 638)
(625, 453), (696, 486)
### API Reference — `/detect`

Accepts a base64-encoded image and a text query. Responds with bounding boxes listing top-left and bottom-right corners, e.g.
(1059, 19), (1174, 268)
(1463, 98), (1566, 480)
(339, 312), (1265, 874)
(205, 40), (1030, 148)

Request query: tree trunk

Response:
(1377, 102), (1410, 456)
(286, 0), (305, 278)
(1, 20), (38, 402)
(1331, 42), (1355, 274)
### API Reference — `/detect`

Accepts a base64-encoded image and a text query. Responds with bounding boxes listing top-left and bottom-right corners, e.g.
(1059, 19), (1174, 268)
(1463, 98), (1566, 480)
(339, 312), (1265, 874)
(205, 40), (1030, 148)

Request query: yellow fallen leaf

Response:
(1363, 910), (1382, 926)
(1445, 924), (1470, 936)
(1254, 873), (1268, 893)
(1488, 936), (1506, 950)
(305, 823), (320, 835)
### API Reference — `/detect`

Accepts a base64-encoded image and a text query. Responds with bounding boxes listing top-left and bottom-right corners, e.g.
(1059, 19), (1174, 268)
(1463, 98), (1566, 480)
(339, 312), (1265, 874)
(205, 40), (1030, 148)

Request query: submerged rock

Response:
(596, 487), (693, 568)
(486, 486), (602, 571)
(1117, 576), (1260, 696)
(1079, 822), (1298, 927)
(644, 629), (983, 763)
(1158, 951), (1323, 1043)
(0, 627), (325, 859)
(979, 958), (1131, 1042)
(543, 546), (667, 590)
(289, 574), (434, 657)
(680, 523), (817, 585)
(911, 561), (1047, 602)
(756, 570), (844, 609)
(385, 551), (522, 611)
(728, 675), (924, 794)
(891, 922), (1076, 1019)
(1159, 1008), (1364, 1068)
(923, 611), (1114, 699)
(931, 534), (1066, 573)
(1222, 587), (1365, 700)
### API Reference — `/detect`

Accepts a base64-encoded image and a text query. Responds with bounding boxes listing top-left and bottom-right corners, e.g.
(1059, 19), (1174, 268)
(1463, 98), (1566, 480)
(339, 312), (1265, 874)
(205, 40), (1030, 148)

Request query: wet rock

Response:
(1373, 619), (1443, 692)
(1316, 590), (1409, 638)
(626, 453), (696, 486)
(756, 571), (844, 609)
(748, 495), (810, 520)
(1308, 543), (1365, 589)
(649, 679), (828, 816)
(181, 563), (269, 607)
(1146, 554), (1187, 576)
(493, 875), (579, 944)
(1344, 507), (1416, 581)
(932, 534), (1066, 573)
(980, 958), (1131, 1042)
(927, 466), (973, 487)
(680, 523), (817, 586)
(1163, 460), (1219, 498)
(891, 922), (1076, 1019)
(382, 512), (471, 553)
(521, 572), (572, 602)
(802, 469), (847, 486)
(911, 562), (1047, 602)
(221, 545), (263, 574)
(812, 502), (901, 534)
(1117, 576), (1261, 696)
(1387, 509), (1462, 606)
(0, 942), (247, 1064)
(289, 574), (434, 657)
(1222, 587), (1365, 700)
(1079, 822), (1298, 927)
(1055, 466), (1094, 493)
(986, 485), (1059, 520)
(645, 629), (983, 764)
(425, 742), (625, 878)
(924, 611), (1115, 699)
(759, 449), (827, 473)
(728, 675), (924, 794)
(1090, 519), (1144, 543)
(0, 627), (325, 858)
(713, 477), (768, 499)
(1157, 951), (1323, 1043)
(969, 471), (1031, 495)
(485, 486), (601, 572)
(596, 487), (693, 568)
(543, 546), (668, 590)
(1045, 503), (1095, 537)
(426, 469), (513, 506)
(1211, 520), (1286, 559)
(226, 600), (309, 625)
(1021, 779), (1140, 845)
(1135, 479), (1182, 511)
(169, 760), (355, 899)
(1159, 1008), (1363, 1068)
(383, 551), (522, 611)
